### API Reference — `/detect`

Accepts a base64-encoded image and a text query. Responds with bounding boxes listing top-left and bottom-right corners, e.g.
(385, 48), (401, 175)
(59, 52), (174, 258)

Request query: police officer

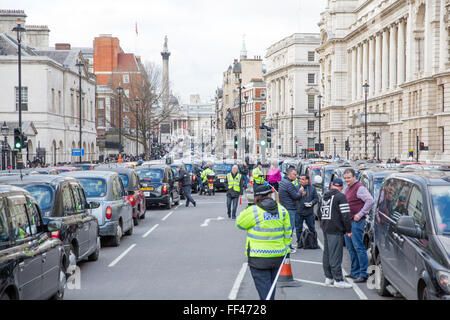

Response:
(226, 165), (244, 219)
(200, 162), (215, 195)
(236, 185), (292, 300)
(251, 161), (265, 192)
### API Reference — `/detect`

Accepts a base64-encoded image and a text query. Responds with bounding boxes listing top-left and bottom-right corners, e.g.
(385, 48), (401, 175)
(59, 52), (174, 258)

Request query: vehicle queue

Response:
(0, 155), (449, 300)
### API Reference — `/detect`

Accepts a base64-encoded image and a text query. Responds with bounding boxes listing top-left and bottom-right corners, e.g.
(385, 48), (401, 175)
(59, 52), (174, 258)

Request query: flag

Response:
(135, 21), (138, 36)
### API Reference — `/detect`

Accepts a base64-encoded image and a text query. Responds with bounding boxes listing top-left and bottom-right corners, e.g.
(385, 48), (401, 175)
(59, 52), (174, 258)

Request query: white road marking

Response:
(108, 244), (136, 268)
(200, 216), (225, 227)
(293, 278), (330, 287)
(143, 224), (159, 238)
(196, 202), (224, 204)
(317, 238), (368, 300)
(228, 262), (248, 300)
(162, 211), (174, 221)
(291, 259), (323, 265)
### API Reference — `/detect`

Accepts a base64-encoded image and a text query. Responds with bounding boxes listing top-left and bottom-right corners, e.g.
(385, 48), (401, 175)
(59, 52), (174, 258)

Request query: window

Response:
(123, 103), (130, 113)
(308, 74), (315, 84)
(26, 198), (41, 235)
(15, 87), (28, 111)
(61, 184), (74, 215)
(98, 100), (104, 110)
(71, 184), (83, 212)
(124, 89), (129, 98)
(308, 95), (315, 112)
(0, 201), (10, 243)
(261, 103), (266, 111)
(260, 90), (266, 98)
(441, 127), (445, 153)
(8, 196), (31, 240)
(407, 186), (426, 231)
(52, 89), (55, 112)
(123, 117), (130, 129)
(98, 117), (105, 127)
(308, 51), (315, 62)
(123, 74), (130, 84)
(308, 120), (315, 132)
(78, 178), (107, 198)
(308, 138), (315, 149)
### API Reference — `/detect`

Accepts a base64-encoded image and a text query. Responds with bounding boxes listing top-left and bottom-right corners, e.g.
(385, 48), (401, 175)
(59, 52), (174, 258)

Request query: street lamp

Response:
(233, 60), (242, 159)
(244, 95), (249, 157)
(316, 94), (323, 157)
(333, 138), (337, 158)
(117, 86), (123, 155)
(134, 98), (140, 158)
(12, 19), (26, 169)
(1, 122), (9, 170)
(291, 107), (295, 157)
(76, 60), (84, 163)
(376, 133), (381, 161)
(363, 82), (370, 160)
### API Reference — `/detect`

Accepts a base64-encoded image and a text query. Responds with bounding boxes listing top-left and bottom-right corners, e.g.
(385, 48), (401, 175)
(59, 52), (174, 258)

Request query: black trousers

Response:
(322, 233), (344, 282)
(249, 266), (278, 300)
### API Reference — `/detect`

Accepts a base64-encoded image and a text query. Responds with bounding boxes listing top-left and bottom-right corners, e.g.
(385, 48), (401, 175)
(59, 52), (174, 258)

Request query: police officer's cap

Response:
(254, 185), (272, 196)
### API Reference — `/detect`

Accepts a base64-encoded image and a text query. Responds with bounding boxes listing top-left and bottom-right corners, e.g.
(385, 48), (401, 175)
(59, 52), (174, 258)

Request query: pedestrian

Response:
(295, 174), (319, 247)
(236, 185), (291, 300)
(239, 161), (250, 190)
(267, 161), (281, 191)
(177, 164), (196, 207)
(343, 169), (374, 283)
(278, 167), (302, 253)
(320, 178), (353, 288)
(251, 161), (265, 192)
(225, 165), (244, 219)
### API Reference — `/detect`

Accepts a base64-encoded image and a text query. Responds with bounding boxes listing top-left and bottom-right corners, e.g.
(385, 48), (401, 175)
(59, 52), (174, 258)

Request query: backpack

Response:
(298, 228), (319, 249)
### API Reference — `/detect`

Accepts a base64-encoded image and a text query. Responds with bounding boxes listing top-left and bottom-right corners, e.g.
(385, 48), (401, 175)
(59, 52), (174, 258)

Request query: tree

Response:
(118, 62), (180, 159)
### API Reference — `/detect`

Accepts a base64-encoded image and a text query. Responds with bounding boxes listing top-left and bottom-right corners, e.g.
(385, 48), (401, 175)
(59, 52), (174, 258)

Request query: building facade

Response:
(318, 0), (450, 162)
(0, 10), (97, 164)
(264, 33), (321, 158)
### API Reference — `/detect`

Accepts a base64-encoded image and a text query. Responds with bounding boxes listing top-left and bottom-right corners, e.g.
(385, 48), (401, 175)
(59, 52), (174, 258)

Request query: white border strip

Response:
(291, 259), (323, 265)
(143, 224), (159, 238)
(162, 211), (174, 221)
(228, 262), (248, 300)
(108, 244), (136, 267)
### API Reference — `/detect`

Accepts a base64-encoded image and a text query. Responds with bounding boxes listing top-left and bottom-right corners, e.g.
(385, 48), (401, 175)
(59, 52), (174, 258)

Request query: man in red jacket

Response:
(343, 169), (374, 283)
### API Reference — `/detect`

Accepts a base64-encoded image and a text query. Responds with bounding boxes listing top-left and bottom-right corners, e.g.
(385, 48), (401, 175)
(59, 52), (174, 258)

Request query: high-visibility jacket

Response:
(292, 179), (299, 188)
(201, 168), (215, 183)
(236, 203), (292, 258)
(227, 173), (242, 193)
(252, 167), (265, 185)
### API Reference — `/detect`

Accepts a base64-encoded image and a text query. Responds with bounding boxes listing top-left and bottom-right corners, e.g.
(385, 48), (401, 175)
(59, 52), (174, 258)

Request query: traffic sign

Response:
(72, 149), (85, 156)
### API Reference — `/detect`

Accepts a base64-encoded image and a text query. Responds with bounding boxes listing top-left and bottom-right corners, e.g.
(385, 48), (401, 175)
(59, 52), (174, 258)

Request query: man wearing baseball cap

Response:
(236, 185), (291, 300)
(320, 178), (353, 289)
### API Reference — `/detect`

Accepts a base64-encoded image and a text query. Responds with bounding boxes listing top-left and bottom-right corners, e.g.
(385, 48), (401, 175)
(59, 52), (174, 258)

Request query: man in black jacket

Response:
(320, 178), (353, 289)
(226, 165), (245, 219)
(177, 164), (196, 207)
(296, 175), (319, 247)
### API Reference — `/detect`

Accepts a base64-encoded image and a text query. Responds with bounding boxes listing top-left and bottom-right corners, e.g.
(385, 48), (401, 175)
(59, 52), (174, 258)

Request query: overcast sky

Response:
(3, 0), (326, 103)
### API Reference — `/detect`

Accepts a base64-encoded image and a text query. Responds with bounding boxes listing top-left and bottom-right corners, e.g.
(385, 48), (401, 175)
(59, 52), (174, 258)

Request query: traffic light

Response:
(345, 140), (350, 151)
(266, 127), (272, 144)
(119, 145), (124, 154)
(21, 133), (28, 149)
(234, 136), (238, 149)
(14, 128), (21, 150)
(419, 142), (428, 151)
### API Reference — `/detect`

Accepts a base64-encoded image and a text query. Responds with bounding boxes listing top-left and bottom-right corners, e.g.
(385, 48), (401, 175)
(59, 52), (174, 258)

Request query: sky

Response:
(2, 0), (326, 103)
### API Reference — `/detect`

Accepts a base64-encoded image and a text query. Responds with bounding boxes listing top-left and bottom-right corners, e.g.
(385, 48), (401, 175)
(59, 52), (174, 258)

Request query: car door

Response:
(76, 184), (98, 255)
(110, 176), (123, 223)
(27, 199), (60, 299)
(70, 182), (90, 258)
(8, 195), (42, 300)
(117, 176), (132, 231)
(394, 184), (428, 299)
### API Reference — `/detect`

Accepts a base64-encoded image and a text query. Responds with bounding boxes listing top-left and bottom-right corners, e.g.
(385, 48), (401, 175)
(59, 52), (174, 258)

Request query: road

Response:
(65, 192), (401, 300)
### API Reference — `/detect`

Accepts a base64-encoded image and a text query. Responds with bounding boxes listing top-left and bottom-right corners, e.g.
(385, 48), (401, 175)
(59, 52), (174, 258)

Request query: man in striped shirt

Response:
(320, 179), (353, 288)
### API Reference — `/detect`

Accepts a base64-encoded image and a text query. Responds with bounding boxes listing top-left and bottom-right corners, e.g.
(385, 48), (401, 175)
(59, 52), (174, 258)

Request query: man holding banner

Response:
(236, 185), (291, 300)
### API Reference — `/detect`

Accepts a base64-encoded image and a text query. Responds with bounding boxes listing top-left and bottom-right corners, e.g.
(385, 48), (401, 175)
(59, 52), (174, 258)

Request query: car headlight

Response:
(437, 271), (450, 293)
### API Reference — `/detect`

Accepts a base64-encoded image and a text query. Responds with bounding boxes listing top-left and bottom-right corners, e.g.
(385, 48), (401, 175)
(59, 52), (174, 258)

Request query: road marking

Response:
(200, 217), (225, 227)
(196, 202), (224, 204)
(162, 211), (174, 221)
(291, 259), (323, 265)
(228, 262), (248, 300)
(143, 224), (159, 238)
(293, 278), (330, 287)
(175, 204), (182, 210)
(317, 238), (368, 300)
(108, 244), (136, 268)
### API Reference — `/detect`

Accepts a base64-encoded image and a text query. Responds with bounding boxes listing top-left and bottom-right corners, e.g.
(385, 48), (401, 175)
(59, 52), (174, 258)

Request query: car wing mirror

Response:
(89, 201), (101, 209)
(396, 215), (422, 239)
(46, 220), (62, 233)
(313, 175), (323, 186)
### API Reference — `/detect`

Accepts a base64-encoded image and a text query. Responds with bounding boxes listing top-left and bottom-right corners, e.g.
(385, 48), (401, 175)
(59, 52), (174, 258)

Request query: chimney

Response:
(0, 9), (27, 41)
(55, 43), (71, 50)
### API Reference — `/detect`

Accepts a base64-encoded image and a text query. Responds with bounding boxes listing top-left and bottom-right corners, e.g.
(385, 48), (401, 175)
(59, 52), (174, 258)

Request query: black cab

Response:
(0, 185), (65, 300)
(374, 172), (450, 300)
(0, 175), (101, 275)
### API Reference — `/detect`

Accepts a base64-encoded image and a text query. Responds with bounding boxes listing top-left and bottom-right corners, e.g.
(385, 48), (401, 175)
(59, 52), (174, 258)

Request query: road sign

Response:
(72, 149), (85, 156)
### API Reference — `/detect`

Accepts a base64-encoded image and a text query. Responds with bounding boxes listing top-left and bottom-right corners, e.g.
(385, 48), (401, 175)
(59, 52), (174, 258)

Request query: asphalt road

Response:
(65, 192), (401, 300)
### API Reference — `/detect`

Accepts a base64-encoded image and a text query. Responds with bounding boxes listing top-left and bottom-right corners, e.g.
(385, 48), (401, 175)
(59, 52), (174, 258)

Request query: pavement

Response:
(64, 191), (402, 300)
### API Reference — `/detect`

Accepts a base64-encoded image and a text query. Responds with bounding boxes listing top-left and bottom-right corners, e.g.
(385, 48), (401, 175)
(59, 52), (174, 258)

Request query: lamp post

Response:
(363, 82), (370, 160)
(376, 133), (381, 161)
(233, 61), (242, 159)
(291, 107), (295, 157)
(117, 86), (123, 155)
(12, 19), (26, 169)
(317, 94), (323, 157)
(333, 138), (337, 158)
(244, 95), (249, 157)
(134, 98), (140, 158)
(76, 61), (84, 163)
(1, 122), (9, 170)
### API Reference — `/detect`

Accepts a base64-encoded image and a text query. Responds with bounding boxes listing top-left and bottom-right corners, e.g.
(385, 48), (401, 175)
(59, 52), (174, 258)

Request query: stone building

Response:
(264, 33), (321, 158)
(317, 0), (450, 162)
